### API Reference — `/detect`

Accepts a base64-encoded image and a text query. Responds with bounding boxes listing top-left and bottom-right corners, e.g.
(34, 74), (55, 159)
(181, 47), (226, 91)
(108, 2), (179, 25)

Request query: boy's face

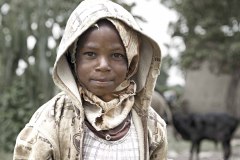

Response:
(76, 21), (128, 102)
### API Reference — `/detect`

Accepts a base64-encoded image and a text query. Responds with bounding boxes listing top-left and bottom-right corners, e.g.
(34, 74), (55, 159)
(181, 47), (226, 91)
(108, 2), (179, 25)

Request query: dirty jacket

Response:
(13, 0), (167, 159)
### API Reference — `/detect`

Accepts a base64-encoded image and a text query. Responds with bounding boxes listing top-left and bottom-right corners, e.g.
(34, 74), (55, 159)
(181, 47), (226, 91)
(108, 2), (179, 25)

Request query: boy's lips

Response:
(91, 78), (113, 86)
(91, 76), (113, 82)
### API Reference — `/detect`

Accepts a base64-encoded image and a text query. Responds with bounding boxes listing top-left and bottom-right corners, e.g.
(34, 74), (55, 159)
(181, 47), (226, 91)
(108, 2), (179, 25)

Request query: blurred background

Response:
(0, 0), (240, 159)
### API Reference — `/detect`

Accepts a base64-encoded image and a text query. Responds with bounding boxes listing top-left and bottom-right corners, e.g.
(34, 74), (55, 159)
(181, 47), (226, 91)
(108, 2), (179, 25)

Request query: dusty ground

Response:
(167, 126), (240, 160)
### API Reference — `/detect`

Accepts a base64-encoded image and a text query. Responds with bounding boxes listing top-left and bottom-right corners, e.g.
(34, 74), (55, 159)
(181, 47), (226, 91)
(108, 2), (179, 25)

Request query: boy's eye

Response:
(83, 52), (96, 57)
(112, 53), (126, 60)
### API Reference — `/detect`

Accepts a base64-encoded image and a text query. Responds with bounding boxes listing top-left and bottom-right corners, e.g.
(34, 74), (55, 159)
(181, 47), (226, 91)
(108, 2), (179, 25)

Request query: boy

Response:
(13, 0), (168, 159)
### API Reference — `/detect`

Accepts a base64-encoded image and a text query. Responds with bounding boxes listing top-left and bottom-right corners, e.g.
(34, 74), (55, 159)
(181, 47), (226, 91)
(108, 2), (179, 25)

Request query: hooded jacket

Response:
(13, 0), (167, 159)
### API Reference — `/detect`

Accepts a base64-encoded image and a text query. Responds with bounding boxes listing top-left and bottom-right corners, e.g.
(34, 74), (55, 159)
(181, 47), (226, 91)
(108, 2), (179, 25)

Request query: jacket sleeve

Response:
(148, 107), (168, 160)
(13, 125), (54, 160)
(149, 136), (168, 160)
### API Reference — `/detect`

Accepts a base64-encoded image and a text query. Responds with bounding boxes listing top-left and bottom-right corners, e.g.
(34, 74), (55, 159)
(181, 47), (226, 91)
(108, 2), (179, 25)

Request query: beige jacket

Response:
(13, 0), (167, 159)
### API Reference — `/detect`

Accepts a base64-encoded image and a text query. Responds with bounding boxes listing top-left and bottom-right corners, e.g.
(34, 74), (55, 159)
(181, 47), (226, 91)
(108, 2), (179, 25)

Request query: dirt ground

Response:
(167, 126), (240, 160)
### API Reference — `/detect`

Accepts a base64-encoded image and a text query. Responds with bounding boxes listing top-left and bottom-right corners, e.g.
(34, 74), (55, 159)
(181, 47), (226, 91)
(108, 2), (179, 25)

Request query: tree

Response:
(155, 55), (172, 92)
(161, 0), (240, 115)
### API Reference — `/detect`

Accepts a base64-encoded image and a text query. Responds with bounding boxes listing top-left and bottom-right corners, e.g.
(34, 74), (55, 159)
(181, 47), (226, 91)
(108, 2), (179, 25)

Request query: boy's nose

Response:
(96, 57), (111, 71)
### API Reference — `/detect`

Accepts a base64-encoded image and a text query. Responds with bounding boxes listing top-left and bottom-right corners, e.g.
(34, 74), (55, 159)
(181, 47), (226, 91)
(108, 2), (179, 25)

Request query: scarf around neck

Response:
(80, 80), (136, 131)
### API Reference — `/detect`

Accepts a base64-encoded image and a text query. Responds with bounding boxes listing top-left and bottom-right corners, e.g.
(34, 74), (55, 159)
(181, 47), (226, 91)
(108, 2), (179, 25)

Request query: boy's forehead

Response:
(79, 19), (119, 41)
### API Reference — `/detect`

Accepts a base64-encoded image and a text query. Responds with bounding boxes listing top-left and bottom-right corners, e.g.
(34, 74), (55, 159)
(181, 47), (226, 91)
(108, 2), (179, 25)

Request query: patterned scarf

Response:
(80, 80), (136, 131)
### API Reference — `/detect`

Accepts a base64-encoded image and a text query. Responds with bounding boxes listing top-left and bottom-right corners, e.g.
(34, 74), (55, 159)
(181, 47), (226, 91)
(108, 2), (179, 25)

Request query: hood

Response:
(52, 0), (162, 112)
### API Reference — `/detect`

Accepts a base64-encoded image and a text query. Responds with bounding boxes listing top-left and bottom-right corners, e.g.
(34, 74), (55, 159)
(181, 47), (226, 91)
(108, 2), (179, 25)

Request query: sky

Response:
(123, 0), (185, 86)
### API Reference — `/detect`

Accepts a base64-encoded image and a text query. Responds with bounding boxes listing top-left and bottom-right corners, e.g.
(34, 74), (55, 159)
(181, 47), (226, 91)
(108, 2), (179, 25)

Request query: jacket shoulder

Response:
(26, 92), (80, 141)
(28, 92), (70, 126)
(14, 92), (83, 160)
(148, 106), (167, 129)
(14, 92), (72, 159)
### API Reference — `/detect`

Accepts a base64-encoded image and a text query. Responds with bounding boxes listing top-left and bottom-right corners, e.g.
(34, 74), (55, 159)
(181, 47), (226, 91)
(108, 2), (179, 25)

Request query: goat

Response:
(172, 112), (239, 160)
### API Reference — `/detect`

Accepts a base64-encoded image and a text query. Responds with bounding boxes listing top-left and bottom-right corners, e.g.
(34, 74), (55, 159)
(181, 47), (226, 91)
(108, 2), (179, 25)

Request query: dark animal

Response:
(172, 112), (239, 160)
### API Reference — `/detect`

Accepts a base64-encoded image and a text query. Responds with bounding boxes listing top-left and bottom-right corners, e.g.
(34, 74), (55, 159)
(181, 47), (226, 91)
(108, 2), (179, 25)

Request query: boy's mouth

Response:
(91, 79), (113, 86)
(91, 76), (113, 82)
